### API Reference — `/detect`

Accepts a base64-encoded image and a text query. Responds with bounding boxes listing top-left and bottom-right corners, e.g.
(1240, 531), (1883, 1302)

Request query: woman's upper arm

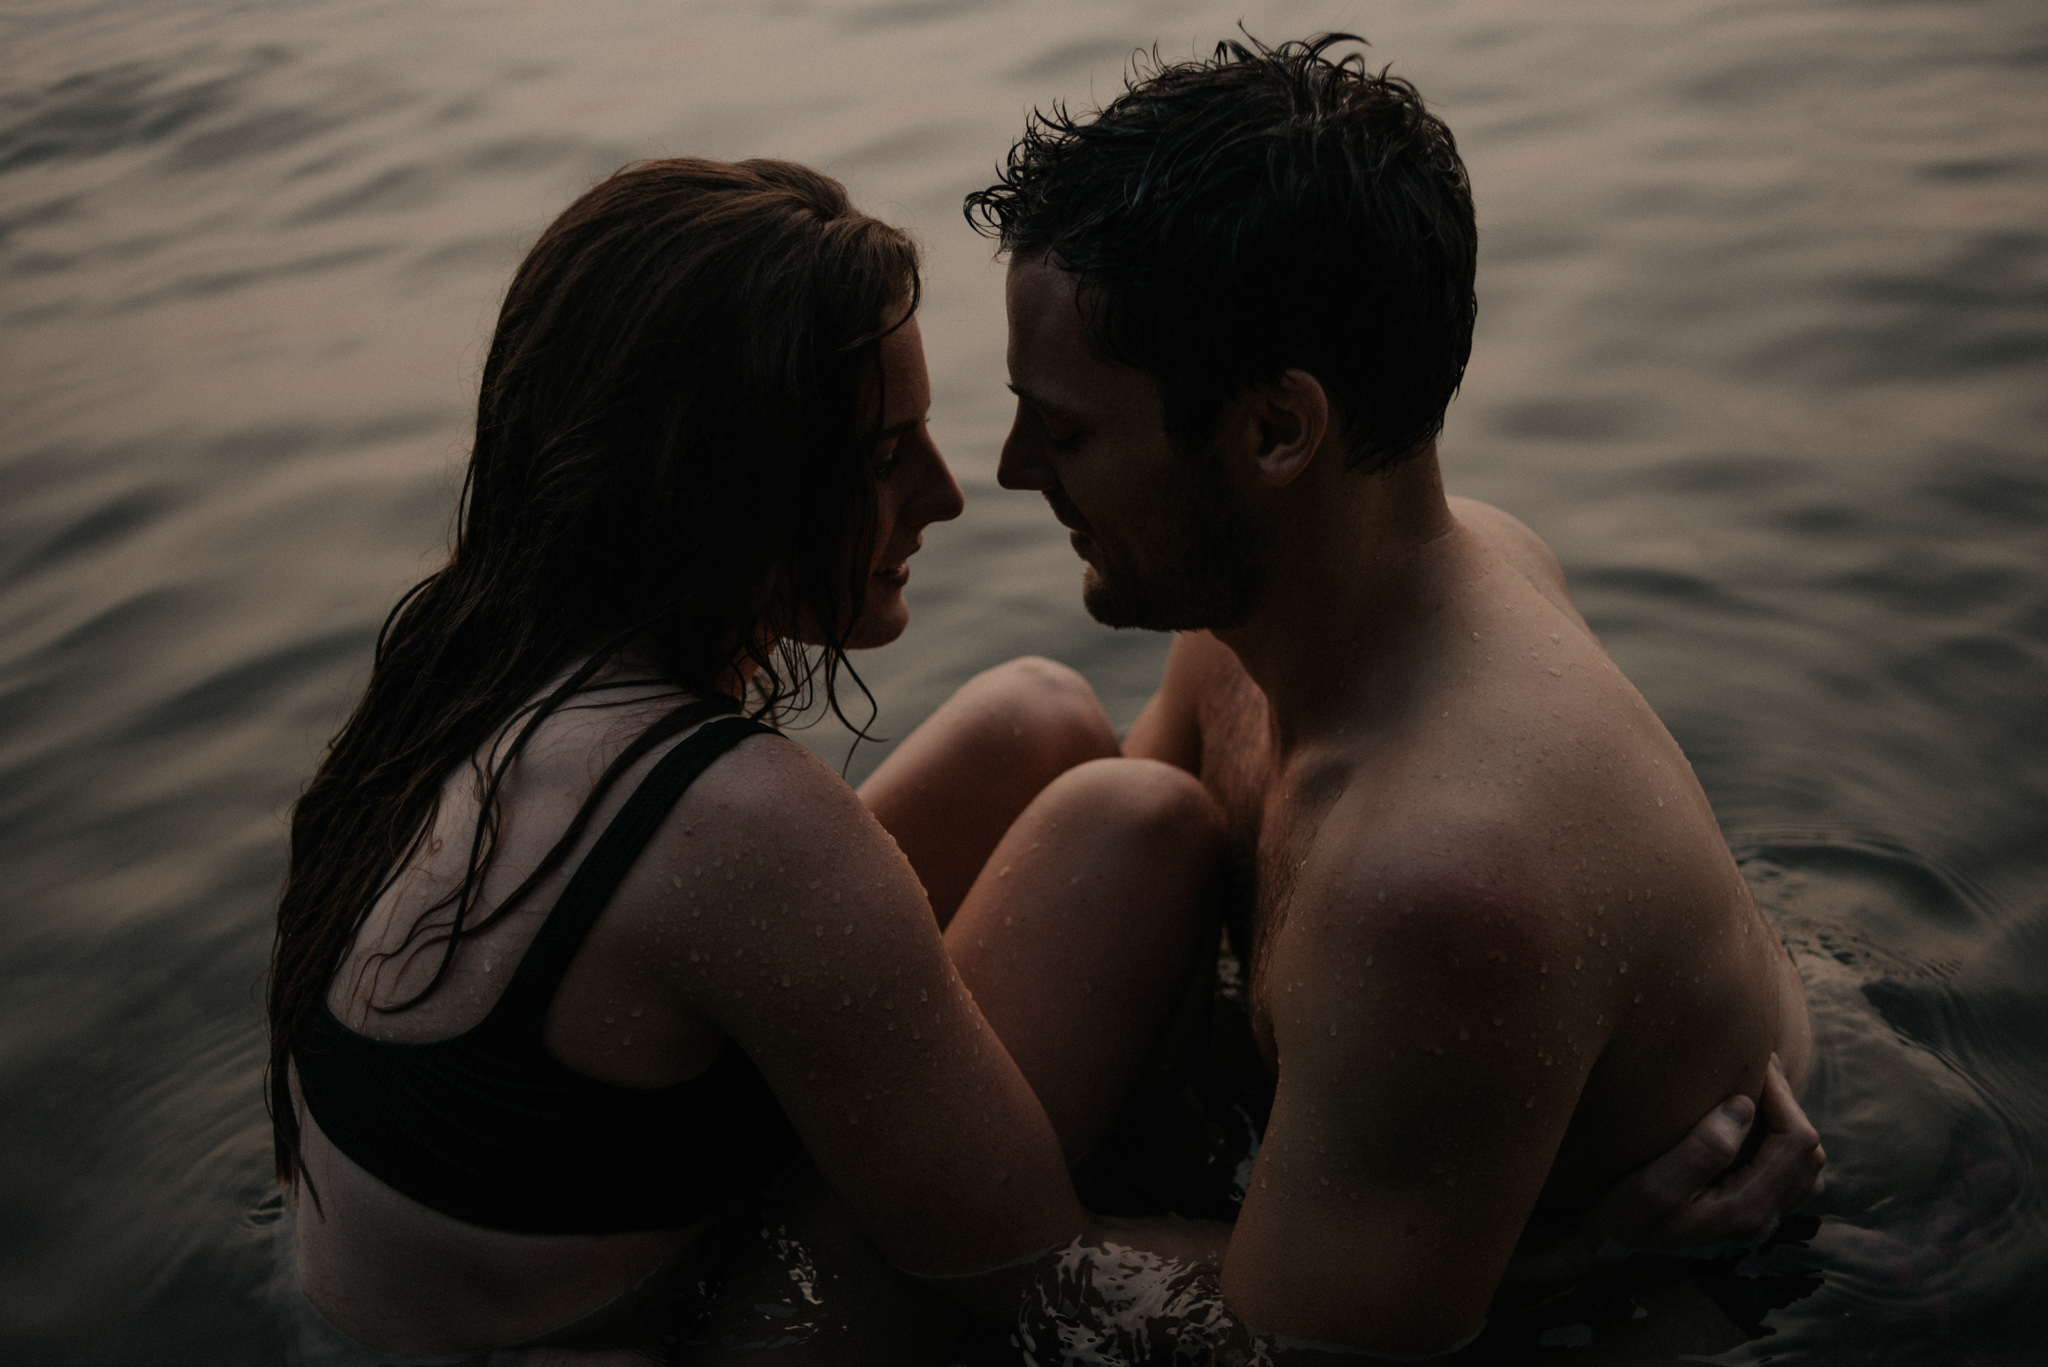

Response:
(651, 733), (1085, 1276)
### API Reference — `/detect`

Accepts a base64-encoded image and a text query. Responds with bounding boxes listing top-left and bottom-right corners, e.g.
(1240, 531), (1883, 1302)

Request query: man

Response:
(967, 35), (1822, 1356)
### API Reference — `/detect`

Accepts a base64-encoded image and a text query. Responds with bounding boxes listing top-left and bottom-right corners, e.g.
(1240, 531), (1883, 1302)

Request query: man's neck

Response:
(1212, 447), (1459, 751)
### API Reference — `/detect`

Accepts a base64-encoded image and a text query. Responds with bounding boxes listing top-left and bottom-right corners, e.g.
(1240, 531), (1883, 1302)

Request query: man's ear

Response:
(1240, 369), (1330, 488)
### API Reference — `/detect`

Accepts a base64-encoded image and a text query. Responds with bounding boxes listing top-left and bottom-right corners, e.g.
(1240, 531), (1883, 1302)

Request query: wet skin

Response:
(999, 253), (1816, 1354)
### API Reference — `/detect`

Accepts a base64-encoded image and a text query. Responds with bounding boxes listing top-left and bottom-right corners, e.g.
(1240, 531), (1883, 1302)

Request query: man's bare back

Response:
(1126, 496), (1813, 1349)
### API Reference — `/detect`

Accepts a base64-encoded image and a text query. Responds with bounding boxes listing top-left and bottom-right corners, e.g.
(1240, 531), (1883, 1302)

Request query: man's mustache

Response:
(1044, 490), (1090, 535)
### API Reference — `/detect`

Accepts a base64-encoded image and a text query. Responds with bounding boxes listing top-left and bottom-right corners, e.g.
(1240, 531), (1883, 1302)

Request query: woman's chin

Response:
(844, 606), (910, 651)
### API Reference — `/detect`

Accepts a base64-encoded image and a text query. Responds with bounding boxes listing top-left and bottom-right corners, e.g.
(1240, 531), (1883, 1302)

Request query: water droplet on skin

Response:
(1634, 993), (1644, 1003)
(843, 923), (853, 935)
(1525, 1096), (1536, 1108)
(1574, 956), (1583, 970)
(808, 880), (819, 890)
(671, 875), (682, 888)
(1365, 956), (1373, 968)
(1004, 916), (1014, 927)
(1493, 1015), (1505, 1027)
(1550, 633), (1559, 643)
(831, 891), (841, 903)
(1549, 667), (1562, 677)
(781, 974), (792, 988)
(1328, 1023), (1337, 1037)
(630, 1003), (644, 1018)
(998, 866), (1012, 879)
(1619, 962), (1628, 974)
(603, 1015), (615, 1024)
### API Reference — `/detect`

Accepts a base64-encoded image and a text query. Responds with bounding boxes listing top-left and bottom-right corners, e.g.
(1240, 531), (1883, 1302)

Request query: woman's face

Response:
(843, 314), (964, 649)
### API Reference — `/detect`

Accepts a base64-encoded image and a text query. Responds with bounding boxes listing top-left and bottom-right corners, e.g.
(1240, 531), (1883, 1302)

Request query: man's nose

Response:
(996, 418), (1050, 491)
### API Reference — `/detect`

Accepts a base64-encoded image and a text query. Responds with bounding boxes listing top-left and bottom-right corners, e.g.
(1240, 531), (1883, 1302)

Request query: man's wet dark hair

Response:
(966, 33), (1477, 473)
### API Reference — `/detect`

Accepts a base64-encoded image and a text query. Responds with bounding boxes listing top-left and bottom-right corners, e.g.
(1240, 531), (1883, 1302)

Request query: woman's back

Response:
(297, 682), (762, 1349)
(292, 670), (1085, 1354)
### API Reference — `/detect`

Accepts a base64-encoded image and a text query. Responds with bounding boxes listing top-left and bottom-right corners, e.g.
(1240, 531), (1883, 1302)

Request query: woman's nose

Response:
(914, 443), (965, 526)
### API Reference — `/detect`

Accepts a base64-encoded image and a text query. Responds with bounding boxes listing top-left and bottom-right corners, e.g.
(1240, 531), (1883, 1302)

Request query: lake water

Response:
(2, 0), (2044, 1361)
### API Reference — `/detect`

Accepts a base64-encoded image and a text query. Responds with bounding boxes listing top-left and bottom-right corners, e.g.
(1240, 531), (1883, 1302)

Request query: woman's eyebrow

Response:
(876, 412), (926, 441)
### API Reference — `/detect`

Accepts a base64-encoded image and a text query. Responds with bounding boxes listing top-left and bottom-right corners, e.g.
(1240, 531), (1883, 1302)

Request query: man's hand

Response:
(1587, 1054), (1824, 1251)
(1498, 1057), (1824, 1309)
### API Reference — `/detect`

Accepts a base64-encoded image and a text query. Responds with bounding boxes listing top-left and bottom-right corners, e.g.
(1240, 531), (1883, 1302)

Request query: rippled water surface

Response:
(2, 0), (2044, 1361)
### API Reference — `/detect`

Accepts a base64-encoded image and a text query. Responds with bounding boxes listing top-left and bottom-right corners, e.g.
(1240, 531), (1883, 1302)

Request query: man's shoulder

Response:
(1447, 495), (1577, 611)
(1280, 788), (1579, 982)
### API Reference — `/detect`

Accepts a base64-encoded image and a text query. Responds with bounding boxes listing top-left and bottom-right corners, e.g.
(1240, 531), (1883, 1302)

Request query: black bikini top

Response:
(293, 713), (802, 1235)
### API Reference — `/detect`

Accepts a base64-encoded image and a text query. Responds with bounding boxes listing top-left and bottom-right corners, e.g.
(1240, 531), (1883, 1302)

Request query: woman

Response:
(271, 157), (1818, 1364)
(271, 156), (1224, 1362)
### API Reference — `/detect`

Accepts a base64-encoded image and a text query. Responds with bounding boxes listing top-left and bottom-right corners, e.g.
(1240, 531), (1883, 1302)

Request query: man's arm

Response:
(1220, 862), (1602, 1353)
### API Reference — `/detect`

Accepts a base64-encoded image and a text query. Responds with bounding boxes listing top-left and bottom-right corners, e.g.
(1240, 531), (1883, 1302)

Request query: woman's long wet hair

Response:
(267, 157), (920, 1186)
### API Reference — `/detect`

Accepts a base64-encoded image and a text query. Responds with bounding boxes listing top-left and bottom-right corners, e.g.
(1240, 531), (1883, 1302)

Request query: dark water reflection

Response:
(1, 0), (2043, 1361)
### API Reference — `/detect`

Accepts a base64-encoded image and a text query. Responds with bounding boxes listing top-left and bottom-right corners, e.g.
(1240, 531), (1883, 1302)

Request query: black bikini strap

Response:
(487, 713), (776, 1039)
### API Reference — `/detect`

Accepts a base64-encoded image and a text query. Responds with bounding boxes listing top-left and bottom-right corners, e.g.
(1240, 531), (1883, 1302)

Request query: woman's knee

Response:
(1038, 756), (1224, 859)
(949, 656), (1118, 770)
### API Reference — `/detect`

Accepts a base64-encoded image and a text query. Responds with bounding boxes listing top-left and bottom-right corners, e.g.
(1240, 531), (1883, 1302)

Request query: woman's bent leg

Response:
(859, 657), (1119, 927)
(943, 757), (1225, 1161)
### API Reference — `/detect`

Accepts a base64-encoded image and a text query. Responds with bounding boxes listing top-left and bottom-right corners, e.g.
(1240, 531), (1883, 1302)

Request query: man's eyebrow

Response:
(1006, 383), (1081, 424)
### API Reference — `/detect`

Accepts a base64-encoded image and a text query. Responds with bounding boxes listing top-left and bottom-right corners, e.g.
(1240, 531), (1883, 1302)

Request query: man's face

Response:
(997, 254), (1269, 632)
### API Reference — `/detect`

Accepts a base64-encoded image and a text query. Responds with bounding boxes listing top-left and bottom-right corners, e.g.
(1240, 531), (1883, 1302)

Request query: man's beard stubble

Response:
(1076, 453), (1273, 633)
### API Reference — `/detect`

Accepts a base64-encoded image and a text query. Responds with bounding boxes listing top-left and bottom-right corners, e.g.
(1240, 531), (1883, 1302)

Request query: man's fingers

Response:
(1639, 1093), (1753, 1207)
(1759, 1054), (1823, 1149)
(1672, 1060), (1825, 1243)
(1581, 1061), (1826, 1253)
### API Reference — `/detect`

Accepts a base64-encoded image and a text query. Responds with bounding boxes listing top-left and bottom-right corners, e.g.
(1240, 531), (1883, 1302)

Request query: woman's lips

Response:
(874, 562), (910, 588)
